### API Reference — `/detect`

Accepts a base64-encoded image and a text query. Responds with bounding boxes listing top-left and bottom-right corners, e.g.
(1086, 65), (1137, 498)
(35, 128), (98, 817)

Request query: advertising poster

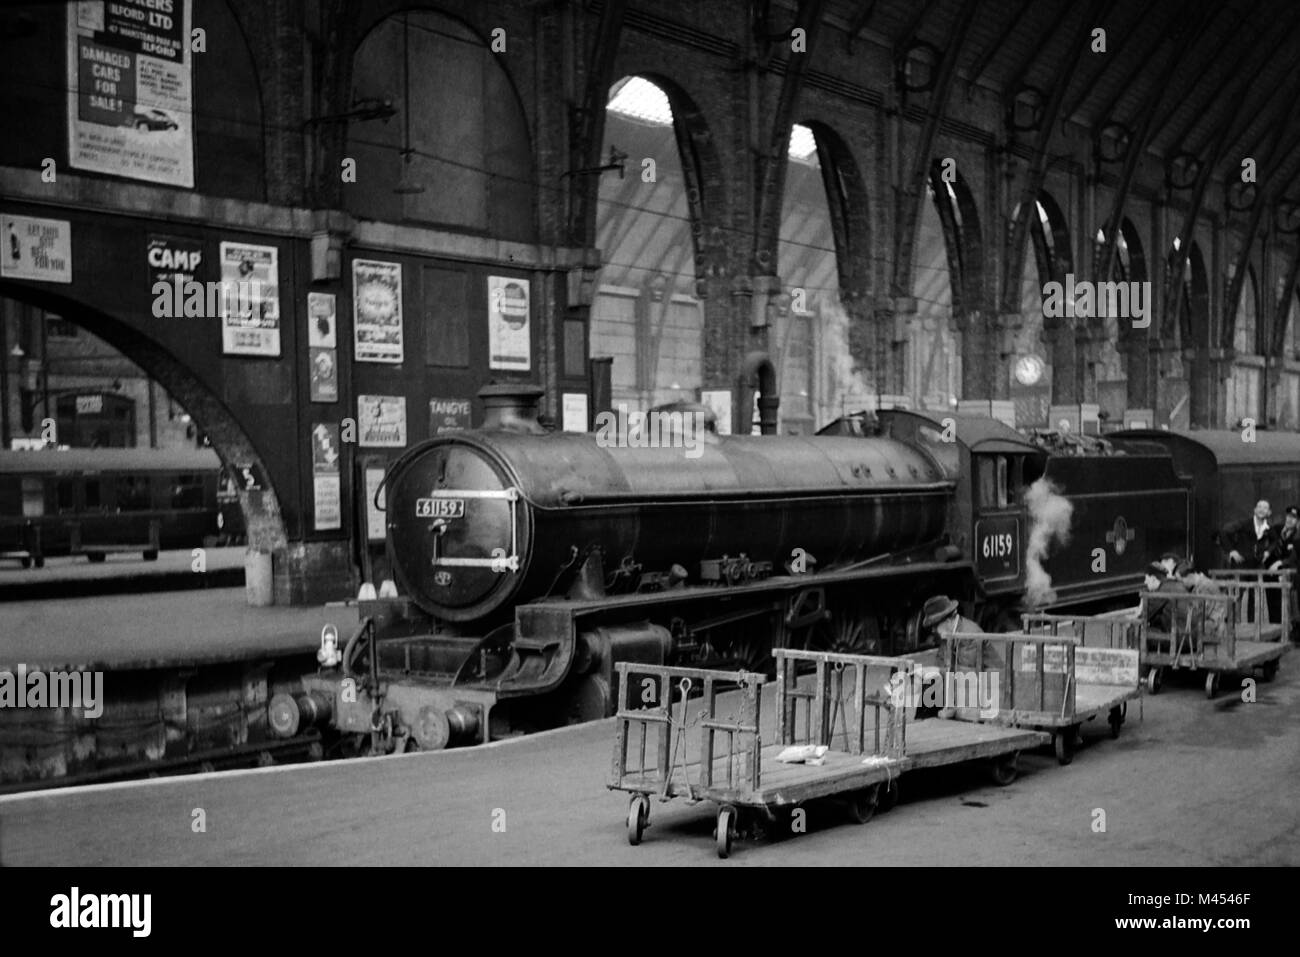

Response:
(313, 475), (341, 531)
(147, 233), (202, 287)
(562, 393), (588, 433)
(66, 0), (194, 188)
(307, 291), (336, 348)
(309, 347), (337, 403)
(357, 394), (407, 447)
(310, 423), (341, 474)
(1, 215), (72, 283)
(353, 259), (403, 364)
(219, 242), (280, 356)
(364, 466), (387, 542)
(429, 397), (471, 435)
(487, 275), (530, 371)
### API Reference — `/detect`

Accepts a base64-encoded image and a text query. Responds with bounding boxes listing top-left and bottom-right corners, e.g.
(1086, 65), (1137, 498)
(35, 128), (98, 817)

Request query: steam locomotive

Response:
(269, 385), (1292, 755)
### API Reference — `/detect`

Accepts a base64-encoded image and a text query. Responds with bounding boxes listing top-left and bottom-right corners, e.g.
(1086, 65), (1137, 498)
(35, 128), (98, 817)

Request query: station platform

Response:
(0, 586), (346, 671)
(0, 547), (246, 602)
(2, 662), (1296, 866)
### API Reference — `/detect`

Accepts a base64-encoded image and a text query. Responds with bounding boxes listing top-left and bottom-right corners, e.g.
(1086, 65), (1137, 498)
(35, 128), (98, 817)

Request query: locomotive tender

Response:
(272, 386), (1217, 755)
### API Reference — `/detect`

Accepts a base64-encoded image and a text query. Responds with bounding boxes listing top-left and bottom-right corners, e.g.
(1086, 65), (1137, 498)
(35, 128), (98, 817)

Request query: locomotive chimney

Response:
(479, 383), (548, 434)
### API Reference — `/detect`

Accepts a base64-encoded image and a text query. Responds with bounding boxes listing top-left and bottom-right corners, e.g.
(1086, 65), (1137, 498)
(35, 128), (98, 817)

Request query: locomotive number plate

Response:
(975, 517), (1020, 581)
(416, 498), (465, 519)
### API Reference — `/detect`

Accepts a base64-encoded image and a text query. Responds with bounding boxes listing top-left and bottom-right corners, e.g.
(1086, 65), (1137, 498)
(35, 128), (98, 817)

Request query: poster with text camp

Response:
(67, 0), (194, 188)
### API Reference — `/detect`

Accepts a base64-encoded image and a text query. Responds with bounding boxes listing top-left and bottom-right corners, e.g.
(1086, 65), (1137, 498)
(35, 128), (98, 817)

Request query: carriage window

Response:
(115, 475), (152, 511)
(996, 456), (1009, 507)
(21, 478), (44, 517)
(171, 474), (204, 509)
(84, 480), (101, 510)
(57, 479), (74, 511)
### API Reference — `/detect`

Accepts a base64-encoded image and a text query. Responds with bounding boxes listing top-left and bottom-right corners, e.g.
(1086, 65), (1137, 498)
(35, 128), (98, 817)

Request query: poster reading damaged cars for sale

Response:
(67, 0), (194, 188)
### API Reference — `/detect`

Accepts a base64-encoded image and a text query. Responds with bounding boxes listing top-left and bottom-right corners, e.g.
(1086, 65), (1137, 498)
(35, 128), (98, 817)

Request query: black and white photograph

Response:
(0, 0), (1297, 937)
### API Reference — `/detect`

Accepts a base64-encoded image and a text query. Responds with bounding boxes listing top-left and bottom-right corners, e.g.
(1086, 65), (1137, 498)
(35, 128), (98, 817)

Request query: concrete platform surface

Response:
(0, 548), (246, 601)
(0, 656), (1295, 866)
(0, 586), (348, 670)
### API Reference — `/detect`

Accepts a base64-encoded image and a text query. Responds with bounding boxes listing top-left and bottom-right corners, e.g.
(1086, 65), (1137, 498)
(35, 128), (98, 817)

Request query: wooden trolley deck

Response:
(944, 627), (1143, 765)
(608, 649), (1049, 857)
(1137, 576), (1290, 697)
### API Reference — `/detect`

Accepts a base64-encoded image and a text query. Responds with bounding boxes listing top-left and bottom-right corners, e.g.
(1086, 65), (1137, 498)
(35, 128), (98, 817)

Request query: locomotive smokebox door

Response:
(386, 440), (527, 622)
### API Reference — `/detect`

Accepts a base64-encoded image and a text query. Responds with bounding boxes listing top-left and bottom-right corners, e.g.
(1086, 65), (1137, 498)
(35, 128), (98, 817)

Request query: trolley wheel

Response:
(1053, 729), (1075, 766)
(878, 778), (900, 812)
(1145, 668), (1162, 695)
(20, 557), (30, 569)
(846, 785), (879, 825)
(1261, 660), (1279, 683)
(1204, 671), (1220, 699)
(989, 752), (1019, 787)
(626, 795), (649, 846)
(715, 806), (736, 859)
(1108, 706), (1123, 739)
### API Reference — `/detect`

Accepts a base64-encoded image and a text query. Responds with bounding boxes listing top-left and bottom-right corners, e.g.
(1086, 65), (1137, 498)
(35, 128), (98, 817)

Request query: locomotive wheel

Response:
(1204, 671), (1220, 699)
(846, 785), (879, 824)
(989, 752), (1018, 786)
(803, 608), (876, 656)
(715, 806), (736, 858)
(627, 794), (649, 846)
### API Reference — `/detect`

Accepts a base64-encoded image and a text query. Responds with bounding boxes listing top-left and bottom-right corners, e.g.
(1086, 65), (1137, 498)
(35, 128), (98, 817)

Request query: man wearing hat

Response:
(1268, 507), (1300, 638)
(921, 596), (1000, 670)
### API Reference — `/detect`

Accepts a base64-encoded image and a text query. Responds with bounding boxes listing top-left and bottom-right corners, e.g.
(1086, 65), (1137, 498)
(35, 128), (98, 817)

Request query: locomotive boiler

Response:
(272, 387), (1203, 757)
(274, 386), (974, 754)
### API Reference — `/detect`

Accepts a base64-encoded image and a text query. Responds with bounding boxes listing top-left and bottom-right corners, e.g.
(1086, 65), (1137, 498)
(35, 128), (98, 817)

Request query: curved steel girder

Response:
(1269, 241), (1300, 357)
(752, 0), (827, 274)
(568, 0), (628, 248)
(1220, 82), (1300, 350)
(997, 0), (1109, 316)
(889, 0), (981, 300)
(1095, 1), (1216, 283)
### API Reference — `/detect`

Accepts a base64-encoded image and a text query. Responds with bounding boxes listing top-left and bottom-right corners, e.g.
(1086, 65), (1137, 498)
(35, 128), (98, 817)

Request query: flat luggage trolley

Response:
(1138, 580), (1289, 698)
(1207, 568), (1293, 643)
(608, 650), (1048, 858)
(943, 629), (1141, 766)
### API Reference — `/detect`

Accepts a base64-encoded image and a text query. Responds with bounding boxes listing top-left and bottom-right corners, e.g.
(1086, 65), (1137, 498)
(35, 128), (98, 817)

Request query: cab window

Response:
(976, 455), (1011, 509)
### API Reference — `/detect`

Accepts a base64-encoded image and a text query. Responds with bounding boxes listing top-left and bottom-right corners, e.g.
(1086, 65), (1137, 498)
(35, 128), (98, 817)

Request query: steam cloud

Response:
(1024, 477), (1073, 607)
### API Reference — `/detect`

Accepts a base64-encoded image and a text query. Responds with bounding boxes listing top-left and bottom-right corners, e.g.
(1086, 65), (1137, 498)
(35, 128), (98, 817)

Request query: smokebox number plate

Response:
(416, 498), (465, 519)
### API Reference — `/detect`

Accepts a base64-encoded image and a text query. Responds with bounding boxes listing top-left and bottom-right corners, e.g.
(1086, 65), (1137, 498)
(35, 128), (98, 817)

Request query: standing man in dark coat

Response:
(1223, 500), (1281, 625)
(1269, 506), (1300, 639)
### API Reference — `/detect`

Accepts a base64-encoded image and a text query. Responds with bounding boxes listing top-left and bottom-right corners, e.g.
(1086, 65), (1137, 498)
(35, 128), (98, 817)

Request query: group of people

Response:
(1141, 498), (1300, 639)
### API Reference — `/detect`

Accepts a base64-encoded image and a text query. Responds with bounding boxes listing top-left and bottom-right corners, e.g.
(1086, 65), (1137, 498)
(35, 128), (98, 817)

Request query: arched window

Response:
(591, 77), (704, 412)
